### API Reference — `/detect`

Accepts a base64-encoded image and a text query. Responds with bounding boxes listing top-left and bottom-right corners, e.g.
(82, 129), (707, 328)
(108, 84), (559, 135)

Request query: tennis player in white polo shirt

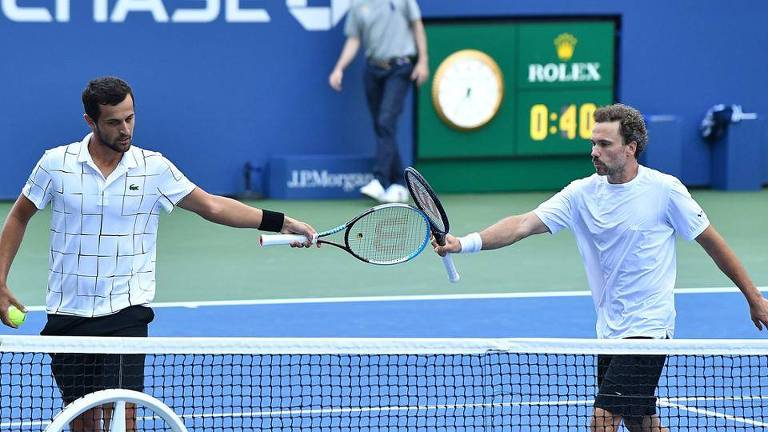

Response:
(0, 76), (317, 430)
(434, 104), (768, 432)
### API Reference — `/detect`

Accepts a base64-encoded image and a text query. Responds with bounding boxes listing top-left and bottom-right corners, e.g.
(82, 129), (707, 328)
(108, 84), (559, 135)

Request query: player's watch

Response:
(431, 49), (504, 131)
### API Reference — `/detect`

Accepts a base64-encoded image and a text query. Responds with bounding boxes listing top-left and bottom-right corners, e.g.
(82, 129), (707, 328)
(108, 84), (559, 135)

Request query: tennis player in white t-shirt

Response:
(434, 104), (768, 432)
(0, 76), (317, 431)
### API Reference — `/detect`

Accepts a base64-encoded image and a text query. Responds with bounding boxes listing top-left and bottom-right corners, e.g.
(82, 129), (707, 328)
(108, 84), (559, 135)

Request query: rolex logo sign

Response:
(527, 31), (602, 84)
(554, 33), (577, 61)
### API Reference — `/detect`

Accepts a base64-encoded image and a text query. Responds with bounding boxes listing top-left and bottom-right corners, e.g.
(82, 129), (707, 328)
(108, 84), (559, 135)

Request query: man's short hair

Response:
(82, 77), (134, 123)
(594, 104), (648, 158)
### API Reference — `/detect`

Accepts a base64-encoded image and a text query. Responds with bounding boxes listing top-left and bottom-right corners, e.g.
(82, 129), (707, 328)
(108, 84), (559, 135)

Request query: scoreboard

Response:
(416, 19), (616, 191)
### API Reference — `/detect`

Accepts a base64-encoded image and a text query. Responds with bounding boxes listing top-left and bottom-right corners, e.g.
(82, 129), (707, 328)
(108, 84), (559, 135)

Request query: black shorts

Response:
(594, 351), (667, 418)
(41, 306), (155, 404)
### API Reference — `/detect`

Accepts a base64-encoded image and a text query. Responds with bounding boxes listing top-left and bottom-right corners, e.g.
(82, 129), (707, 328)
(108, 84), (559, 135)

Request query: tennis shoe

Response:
(360, 179), (386, 201)
(382, 184), (410, 203)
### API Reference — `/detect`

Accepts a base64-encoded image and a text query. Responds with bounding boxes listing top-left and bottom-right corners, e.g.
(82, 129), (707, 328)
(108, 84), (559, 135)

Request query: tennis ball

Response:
(8, 305), (26, 328)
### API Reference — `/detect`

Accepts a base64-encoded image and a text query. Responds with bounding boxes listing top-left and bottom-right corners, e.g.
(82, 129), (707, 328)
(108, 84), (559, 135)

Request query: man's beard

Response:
(95, 126), (131, 153)
(593, 158), (608, 175)
(593, 158), (622, 177)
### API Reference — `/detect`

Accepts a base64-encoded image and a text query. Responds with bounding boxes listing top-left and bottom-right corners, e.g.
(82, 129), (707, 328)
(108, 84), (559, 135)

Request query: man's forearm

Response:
(197, 195), (264, 229)
(479, 212), (547, 250)
(698, 226), (762, 303)
(0, 212), (30, 284)
(707, 243), (761, 302)
(334, 37), (361, 72)
(413, 20), (428, 63)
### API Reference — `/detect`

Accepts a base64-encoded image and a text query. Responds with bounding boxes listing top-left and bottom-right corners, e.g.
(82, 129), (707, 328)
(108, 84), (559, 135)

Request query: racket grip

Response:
(260, 234), (312, 246)
(441, 254), (460, 283)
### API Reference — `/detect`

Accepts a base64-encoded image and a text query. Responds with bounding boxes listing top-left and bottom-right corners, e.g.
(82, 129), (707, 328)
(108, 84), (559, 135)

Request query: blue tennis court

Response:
(1, 287), (763, 338)
(2, 287), (764, 339)
(2, 288), (766, 430)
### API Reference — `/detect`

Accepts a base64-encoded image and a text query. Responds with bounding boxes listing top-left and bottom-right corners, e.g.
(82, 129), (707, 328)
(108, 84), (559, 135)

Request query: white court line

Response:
(141, 396), (765, 425)
(3, 399), (595, 429)
(661, 399), (768, 427)
(135, 395), (768, 426)
(11, 396), (767, 429)
(19, 286), (767, 311)
(667, 395), (768, 403)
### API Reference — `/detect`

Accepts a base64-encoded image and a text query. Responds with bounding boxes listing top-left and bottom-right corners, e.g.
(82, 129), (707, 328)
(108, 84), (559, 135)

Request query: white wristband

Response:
(458, 232), (482, 254)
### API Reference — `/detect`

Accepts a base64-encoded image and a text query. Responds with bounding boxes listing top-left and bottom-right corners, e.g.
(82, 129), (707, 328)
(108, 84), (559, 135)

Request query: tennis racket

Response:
(404, 167), (460, 282)
(260, 203), (430, 265)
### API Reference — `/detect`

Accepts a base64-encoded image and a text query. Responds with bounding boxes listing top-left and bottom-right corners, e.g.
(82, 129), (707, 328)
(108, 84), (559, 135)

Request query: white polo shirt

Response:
(22, 134), (196, 317)
(534, 165), (710, 339)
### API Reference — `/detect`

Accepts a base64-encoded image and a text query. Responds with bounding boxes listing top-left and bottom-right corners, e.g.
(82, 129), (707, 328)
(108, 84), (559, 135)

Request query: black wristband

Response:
(259, 210), (285, 232)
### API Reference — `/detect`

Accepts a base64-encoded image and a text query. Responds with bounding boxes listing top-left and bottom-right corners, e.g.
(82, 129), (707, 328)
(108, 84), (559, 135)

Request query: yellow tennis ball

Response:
(8, 305), (26, 328)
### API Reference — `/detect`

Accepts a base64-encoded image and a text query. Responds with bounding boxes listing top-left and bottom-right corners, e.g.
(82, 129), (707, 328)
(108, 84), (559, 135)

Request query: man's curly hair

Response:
(594, 104), (648, 158)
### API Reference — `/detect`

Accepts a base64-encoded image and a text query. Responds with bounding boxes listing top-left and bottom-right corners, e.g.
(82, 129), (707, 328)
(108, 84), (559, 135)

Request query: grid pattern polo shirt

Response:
(22, 134), (196, 317)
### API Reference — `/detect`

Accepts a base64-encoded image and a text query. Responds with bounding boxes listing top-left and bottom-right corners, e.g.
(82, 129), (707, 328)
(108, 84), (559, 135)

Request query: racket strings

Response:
(409, 180), (446, 232)
(347, 206), (428, 264)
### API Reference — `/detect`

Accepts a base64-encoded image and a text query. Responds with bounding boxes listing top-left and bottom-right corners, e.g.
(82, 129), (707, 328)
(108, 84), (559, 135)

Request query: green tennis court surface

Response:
(2, 189), (766, 306)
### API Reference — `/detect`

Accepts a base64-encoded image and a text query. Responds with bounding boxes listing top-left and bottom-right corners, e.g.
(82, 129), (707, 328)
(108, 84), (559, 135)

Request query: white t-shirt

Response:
(22, 134), (196, 317)
(533, 165), (710, 339)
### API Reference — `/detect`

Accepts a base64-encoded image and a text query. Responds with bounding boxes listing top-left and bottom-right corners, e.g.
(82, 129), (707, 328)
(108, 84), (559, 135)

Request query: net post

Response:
(44, 389), (187, 432)
(112, 400), (126, 431)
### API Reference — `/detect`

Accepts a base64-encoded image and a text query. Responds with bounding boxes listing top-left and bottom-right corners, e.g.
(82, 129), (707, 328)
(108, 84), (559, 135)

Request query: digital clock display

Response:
(530, 103), (597, 141)
(515, 89), (613, 155)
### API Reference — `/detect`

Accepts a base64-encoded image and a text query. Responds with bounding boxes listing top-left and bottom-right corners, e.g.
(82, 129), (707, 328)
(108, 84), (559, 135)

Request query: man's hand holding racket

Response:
(404, 167), (460, 283)
(432, 234), (462, 256)
(280, 216), (318, 248)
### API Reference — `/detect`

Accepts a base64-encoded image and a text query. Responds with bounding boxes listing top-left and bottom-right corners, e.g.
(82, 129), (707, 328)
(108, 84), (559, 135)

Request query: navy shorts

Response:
(594, 352), (667, 418)
(41, 306), (154, 404)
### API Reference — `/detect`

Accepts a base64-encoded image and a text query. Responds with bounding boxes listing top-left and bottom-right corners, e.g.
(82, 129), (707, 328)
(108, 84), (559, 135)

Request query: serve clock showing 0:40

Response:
(529, 103), (597, 141)
(432, 49), (504, 131)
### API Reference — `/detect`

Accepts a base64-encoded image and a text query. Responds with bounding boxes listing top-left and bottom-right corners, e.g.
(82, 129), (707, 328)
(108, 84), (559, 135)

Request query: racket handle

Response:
(441, 254), (460, 283)
(260, 234), (312, 246)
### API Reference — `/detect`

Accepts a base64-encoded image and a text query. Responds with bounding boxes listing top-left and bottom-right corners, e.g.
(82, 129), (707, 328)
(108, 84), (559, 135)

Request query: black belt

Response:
(368, 56), (415, 69)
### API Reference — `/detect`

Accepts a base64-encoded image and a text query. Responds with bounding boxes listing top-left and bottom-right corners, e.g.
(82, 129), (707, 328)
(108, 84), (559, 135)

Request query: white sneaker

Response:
(382, 184), (410, 203)
(360, 179), (386, 201)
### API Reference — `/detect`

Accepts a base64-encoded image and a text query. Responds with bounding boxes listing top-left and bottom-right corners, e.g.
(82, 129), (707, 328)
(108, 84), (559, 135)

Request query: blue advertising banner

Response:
(268, 154), (373, 199)
(0, 0), (384, 199)
(1, 1), (767, 199)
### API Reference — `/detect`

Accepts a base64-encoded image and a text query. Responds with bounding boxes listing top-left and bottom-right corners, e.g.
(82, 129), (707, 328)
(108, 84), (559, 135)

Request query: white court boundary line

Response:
(10, 395), (767, 430)
(661, 399), (768, 428)
(149, 395), (768, 429)
(165, 396), (768, 429)
(19, 286), (767, 311)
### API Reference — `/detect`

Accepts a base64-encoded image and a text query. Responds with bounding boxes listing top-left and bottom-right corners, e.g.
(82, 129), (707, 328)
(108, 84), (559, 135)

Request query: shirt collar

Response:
(77, 133), (138, 170)
(76, 133), (93, 164)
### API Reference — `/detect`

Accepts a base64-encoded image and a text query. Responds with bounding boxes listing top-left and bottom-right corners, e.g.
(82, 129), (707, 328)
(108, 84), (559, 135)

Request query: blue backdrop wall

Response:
(0, 0), (766, 199)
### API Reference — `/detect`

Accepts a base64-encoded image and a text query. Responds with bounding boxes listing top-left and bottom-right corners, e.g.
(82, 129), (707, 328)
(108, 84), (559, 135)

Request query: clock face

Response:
(432, 49), (504, 131)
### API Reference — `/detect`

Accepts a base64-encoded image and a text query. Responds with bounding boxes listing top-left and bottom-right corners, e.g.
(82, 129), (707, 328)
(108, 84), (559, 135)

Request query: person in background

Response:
(329, 0), (429, 203)
(433, 103), (768, 432)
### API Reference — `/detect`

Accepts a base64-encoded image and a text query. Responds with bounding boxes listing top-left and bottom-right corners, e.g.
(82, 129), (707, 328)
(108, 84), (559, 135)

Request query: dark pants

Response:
(41, 306), (155, 404)
(363, 61), (414, 187)
(594, 339), (667, 422)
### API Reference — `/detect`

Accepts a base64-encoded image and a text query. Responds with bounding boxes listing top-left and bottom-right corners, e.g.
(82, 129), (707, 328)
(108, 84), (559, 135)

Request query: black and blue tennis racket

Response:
(404, 167), (460, 282)
(260, 203), (430, 265)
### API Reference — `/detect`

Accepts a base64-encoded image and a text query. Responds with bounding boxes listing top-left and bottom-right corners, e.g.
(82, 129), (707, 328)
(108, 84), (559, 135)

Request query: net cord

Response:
(2, 335), (768, 356)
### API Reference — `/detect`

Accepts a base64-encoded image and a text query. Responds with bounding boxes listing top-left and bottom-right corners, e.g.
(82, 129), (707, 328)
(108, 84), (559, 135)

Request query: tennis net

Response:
(1, 336), (767, 431)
